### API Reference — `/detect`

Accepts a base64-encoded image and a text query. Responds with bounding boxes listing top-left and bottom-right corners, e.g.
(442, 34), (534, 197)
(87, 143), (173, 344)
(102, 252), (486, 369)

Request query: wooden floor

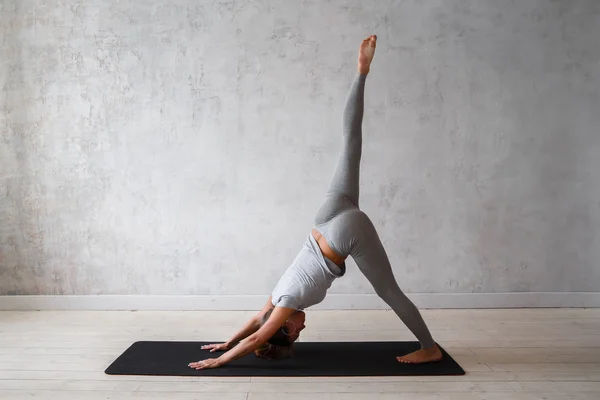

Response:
(0, 308), (599, 399)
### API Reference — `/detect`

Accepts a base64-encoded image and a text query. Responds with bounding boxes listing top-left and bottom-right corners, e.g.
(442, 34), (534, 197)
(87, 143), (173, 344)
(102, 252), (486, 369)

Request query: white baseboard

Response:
(1, 292), (599, 310)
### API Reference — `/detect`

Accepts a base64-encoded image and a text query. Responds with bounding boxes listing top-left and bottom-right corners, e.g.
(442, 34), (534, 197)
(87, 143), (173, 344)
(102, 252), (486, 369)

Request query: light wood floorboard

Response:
(1, 309), (599, 399)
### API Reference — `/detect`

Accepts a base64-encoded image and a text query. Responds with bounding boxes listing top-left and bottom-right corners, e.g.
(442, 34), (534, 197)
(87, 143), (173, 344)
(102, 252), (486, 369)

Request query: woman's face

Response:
(284, 311), (306, 343)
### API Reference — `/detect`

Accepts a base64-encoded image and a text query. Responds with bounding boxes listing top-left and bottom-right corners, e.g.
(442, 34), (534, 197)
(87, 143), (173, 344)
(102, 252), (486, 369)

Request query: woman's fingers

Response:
(201, 343), (226, 352)
(189, 361), (207, 369)
(188, 359), (219, 370)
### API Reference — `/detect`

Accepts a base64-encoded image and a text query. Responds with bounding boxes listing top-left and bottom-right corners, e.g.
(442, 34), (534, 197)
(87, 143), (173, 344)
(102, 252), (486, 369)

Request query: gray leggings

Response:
(314, 74), (435, 349)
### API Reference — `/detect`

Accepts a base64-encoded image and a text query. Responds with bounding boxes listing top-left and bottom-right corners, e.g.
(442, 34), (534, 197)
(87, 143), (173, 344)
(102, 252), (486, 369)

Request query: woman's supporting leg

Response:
(346, 211), (437, 350)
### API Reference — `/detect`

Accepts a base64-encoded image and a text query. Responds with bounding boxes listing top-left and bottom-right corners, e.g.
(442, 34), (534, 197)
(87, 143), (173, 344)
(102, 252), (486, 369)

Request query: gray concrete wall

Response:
(1, 0), (599, 299)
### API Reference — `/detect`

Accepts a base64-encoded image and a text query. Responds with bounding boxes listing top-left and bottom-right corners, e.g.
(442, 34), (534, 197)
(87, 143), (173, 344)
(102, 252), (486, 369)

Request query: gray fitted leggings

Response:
(314, 74), (435, 349)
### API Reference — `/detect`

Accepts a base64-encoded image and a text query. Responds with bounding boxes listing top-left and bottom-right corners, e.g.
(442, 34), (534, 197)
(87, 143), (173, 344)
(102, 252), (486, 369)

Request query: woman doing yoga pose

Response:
(189, 35), (442, 370)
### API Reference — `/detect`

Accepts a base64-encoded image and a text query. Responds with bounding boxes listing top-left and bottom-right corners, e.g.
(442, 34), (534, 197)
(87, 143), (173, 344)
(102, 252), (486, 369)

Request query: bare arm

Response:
(190, 305), (296, 369)
(200, 297), (275, 352)
(218, 306), (295, 364)
(226, 297), (275, 346)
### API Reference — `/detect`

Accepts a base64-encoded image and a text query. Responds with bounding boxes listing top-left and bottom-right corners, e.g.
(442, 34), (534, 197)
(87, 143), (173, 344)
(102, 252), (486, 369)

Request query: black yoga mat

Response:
(105, 341), (465, 377)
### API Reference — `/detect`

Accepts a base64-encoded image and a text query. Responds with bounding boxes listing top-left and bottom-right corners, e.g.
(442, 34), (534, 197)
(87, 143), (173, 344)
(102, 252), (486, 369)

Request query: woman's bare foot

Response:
(396, 344), (443, 364)
(358, 35), (377, 75)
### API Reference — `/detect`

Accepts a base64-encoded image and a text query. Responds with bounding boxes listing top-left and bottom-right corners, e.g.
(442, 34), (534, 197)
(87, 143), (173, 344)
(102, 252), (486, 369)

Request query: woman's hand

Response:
(201, 342), (231, 352)
(188, 358), (223, 370)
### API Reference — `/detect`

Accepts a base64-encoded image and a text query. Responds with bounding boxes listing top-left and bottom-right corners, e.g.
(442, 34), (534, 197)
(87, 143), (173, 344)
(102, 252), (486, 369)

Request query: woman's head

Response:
(254, 309), (306, 360)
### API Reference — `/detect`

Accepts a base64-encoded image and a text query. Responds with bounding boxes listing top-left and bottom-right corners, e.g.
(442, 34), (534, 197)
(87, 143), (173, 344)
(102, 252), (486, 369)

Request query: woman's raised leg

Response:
(315, 35), (377, 224)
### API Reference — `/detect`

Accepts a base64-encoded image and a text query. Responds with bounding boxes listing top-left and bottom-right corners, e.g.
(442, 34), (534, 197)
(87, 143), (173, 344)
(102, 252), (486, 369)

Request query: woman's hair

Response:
(255, 309), (294, 360)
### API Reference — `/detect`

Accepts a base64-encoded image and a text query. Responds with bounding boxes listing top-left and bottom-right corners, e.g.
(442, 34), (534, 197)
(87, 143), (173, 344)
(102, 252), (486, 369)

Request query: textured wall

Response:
(1, 0), (599, 297)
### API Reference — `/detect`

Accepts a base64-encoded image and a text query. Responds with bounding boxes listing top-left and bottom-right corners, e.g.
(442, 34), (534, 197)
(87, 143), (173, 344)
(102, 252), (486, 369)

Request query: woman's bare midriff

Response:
(311, 229), (346, 266)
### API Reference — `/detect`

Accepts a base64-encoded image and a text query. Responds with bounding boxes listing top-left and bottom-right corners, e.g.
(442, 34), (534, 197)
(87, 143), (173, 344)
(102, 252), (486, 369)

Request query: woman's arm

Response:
(227, 297), (275, 346)
(200, 297), (275, 352)
(189, 305), (295, 369)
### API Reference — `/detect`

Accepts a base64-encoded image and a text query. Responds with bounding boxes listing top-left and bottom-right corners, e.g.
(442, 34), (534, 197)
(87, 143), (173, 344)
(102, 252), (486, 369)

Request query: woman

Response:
(189, 35), (442, 370)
